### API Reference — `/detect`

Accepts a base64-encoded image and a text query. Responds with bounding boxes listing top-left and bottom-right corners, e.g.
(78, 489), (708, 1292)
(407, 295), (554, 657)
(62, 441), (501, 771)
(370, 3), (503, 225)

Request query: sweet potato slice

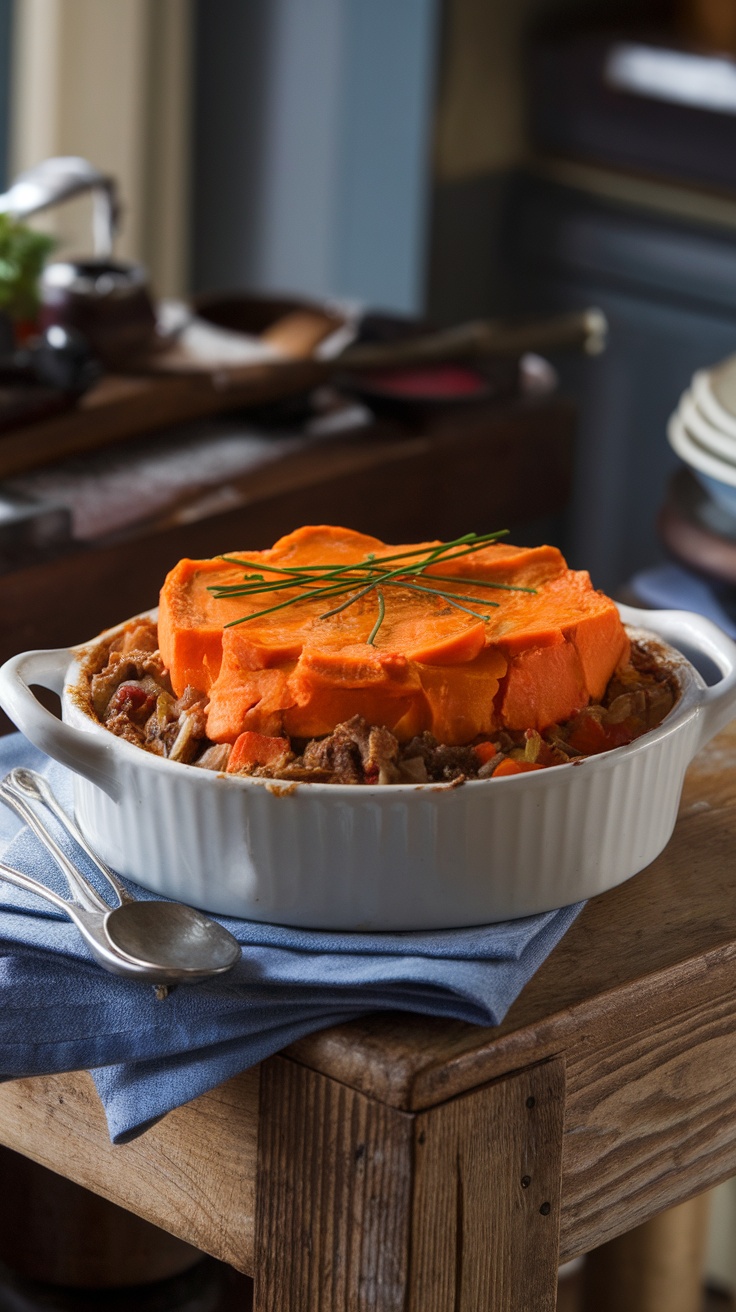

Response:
(283, 645), (425, 740)
(158, 525), (629, 746)
(206, 666), (294, 741)
(565, 600), (630, 701)
(417, 650), (507, 743)
(158, 556), (243, 695)
(500, 639), (588, 732)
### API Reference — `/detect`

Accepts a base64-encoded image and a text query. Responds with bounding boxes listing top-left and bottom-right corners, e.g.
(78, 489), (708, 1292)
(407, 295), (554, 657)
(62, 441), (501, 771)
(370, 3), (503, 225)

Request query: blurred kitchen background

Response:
(2, 0), (736, 1306)
(3, 0), (736, 600)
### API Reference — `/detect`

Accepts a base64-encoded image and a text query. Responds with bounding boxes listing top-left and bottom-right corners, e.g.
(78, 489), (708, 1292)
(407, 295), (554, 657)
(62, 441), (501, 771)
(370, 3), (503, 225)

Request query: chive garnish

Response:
(367, 589), (385, 646)
(208, 531), (536, 643)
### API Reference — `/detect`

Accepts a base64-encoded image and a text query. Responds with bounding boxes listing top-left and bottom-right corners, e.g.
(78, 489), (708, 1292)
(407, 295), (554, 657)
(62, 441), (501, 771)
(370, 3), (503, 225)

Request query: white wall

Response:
(10, 0), (192, 296)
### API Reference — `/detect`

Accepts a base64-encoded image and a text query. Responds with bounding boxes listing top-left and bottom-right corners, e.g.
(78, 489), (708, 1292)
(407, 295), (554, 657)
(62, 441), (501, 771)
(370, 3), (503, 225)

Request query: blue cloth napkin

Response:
(0, 734), (583, 1143)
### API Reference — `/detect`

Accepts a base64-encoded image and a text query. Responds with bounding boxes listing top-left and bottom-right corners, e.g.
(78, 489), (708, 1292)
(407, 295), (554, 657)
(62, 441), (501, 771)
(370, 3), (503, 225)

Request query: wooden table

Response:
(0, 713), (735, 1308)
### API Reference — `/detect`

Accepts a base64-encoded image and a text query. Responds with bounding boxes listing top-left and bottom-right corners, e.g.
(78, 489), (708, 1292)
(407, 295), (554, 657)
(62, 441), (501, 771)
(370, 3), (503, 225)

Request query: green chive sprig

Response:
(208, 531), (537, 643)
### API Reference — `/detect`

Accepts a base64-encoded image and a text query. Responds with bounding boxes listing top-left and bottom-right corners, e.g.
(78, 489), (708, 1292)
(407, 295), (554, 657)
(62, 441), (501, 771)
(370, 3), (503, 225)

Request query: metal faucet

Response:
(0, 156), (119, 256)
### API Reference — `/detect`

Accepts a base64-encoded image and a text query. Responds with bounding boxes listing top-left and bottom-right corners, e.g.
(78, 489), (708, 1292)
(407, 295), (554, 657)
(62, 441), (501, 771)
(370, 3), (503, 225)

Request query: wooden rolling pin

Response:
(337, 307), (606, 368)
(210, 306), (607, 392)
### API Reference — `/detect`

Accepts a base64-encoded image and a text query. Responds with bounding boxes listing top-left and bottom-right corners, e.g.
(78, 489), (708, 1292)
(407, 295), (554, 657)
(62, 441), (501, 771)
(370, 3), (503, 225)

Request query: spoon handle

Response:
(0, 781), (110, 914)
(7, 768), (132, 905)
(0, 856), (167, 981)
(0, 857), (72, 914)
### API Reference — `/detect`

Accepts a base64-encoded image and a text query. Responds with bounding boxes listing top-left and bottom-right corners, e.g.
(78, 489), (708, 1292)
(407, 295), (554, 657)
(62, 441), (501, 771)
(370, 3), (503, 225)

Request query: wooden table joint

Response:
(255, 1052), (566, 1310)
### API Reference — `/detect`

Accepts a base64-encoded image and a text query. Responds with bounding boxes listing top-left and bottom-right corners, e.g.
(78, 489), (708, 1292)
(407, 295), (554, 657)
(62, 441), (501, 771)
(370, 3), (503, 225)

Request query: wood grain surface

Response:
(0, 1067), (260, 1273)
(256, 1055), (564, 1311)
(255, 1055), (414, 1311)
(560, 978), (736, 1259)
(0, 366), (329, 481)
(409, 1057), (565, 1312)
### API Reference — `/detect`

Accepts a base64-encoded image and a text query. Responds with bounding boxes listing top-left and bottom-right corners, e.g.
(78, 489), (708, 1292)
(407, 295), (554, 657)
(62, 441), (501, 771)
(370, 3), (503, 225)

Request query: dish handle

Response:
(619, 604), (736, 754)
(0, 648), (120, 800)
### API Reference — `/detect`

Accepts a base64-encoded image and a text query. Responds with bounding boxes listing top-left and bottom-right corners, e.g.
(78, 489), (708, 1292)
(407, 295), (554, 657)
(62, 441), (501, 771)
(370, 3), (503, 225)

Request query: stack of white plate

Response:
(668, 357), (736, 519)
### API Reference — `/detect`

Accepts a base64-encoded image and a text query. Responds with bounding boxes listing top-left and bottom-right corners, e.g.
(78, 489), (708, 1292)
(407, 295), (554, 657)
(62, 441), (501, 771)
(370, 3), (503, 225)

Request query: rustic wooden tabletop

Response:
(0, 717), (734, 1309)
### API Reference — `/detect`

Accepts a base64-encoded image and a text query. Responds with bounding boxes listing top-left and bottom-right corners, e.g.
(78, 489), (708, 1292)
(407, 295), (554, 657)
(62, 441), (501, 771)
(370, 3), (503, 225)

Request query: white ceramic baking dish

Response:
(0, 604), (735, 929)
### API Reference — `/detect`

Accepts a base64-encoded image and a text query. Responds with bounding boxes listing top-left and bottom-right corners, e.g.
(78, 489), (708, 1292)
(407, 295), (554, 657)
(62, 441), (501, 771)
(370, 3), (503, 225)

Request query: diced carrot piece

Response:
(473, 741), (499, 764)
(492, 758), (545, 776)
(566, 715), (609, 756)
(566, 713), (642, 756)
(226, 731), (291, 773)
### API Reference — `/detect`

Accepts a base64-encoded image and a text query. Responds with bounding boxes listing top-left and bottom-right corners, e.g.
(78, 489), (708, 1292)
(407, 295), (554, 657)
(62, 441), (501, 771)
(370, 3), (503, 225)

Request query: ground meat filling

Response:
(83, 618), (679, 783)
(84, 620), (210, 766)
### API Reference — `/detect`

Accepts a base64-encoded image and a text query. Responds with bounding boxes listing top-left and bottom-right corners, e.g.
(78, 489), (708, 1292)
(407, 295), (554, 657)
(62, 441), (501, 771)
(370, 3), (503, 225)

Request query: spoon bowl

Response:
(0, 767), (241, 985)
(104, 900), (241, 978)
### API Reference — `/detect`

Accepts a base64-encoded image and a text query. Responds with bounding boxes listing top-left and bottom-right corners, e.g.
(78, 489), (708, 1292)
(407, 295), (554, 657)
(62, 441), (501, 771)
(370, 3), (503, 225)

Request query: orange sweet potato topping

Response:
(158, 525), (629, 746)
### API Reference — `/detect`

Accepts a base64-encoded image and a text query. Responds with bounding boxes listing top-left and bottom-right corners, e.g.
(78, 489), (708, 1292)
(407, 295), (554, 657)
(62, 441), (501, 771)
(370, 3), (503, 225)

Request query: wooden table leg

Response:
(254, 1054), (565, 1311)
(581, 1191), (712, 1312)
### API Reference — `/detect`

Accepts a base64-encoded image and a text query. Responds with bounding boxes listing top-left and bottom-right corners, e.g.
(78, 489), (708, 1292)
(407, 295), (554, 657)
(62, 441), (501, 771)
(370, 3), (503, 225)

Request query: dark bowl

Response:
(192, 290), (347, 338)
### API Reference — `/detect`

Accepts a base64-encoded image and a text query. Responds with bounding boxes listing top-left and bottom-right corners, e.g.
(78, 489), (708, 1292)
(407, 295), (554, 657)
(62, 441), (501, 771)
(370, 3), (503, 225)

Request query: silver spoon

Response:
(0, 769), (241, 986)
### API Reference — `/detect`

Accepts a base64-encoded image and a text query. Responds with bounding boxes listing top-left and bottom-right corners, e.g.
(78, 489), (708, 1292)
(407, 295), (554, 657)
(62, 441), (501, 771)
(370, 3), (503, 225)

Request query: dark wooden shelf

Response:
(0, 393), (575, 709)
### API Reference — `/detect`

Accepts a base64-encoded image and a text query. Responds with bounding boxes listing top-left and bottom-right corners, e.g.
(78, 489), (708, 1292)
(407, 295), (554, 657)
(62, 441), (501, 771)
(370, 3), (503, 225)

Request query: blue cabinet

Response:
(507, 176), (736, 592)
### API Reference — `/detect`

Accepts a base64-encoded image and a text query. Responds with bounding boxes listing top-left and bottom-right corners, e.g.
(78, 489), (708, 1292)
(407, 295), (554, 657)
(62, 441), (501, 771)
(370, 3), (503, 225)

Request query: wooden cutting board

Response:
(0, 363), (327, 480)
